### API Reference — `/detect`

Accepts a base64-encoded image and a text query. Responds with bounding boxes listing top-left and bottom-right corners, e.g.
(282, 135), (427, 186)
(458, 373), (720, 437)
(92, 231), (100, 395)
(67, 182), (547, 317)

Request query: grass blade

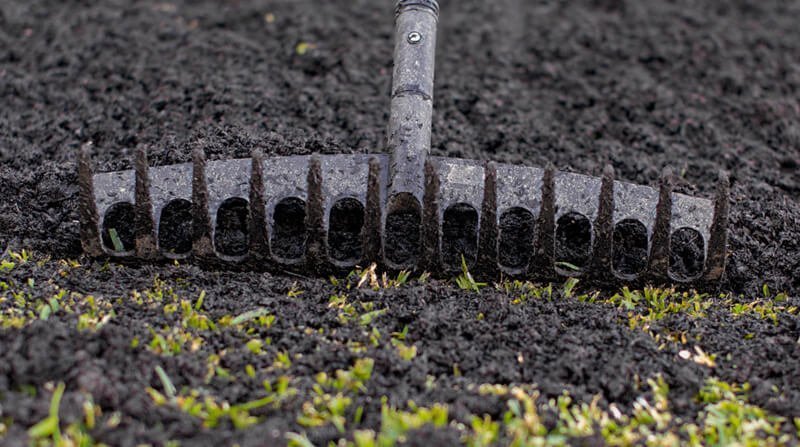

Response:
(231, 308), (271, 326)
(155, 365), (176, 400)
(108, 228), (125, 252)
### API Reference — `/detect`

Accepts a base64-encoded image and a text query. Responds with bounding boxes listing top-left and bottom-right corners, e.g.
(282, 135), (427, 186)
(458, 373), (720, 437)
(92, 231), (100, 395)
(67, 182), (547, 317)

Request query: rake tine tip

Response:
(135, 144), (148, 160)
(192, 147), (206, 163)
(602, 163), (614, 179)
(660, 166), (675, 184)
(251, 149), (265, 170)
(717, 170), (730, 187)
(78, 145), (94, 175)
(79, 141), (94, 159)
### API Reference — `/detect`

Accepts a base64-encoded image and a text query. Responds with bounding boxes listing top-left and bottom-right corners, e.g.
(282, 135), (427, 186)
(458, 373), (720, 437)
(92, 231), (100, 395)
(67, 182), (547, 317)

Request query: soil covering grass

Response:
(1, 0), (800, 445)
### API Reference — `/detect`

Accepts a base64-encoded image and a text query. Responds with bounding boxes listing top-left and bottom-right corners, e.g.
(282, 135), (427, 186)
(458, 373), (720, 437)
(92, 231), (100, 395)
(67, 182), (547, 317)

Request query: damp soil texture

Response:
(1, 0), (800, 445)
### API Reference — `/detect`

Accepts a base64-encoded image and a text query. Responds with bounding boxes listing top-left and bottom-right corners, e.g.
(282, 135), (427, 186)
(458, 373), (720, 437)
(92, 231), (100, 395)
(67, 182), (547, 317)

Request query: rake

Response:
(78, 0), (729, 285)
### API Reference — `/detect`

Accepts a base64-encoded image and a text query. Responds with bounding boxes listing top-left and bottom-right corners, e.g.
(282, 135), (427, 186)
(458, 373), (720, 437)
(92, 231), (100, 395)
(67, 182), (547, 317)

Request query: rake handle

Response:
(387, 0), (439, 202)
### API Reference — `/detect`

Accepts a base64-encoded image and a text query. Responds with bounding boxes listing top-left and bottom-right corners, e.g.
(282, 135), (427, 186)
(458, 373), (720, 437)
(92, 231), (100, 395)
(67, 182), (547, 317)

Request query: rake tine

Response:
(704, 171), (730, 282)
(531, 164), (556, 277)
(421, 158), (441, 272)
(78, 143), (102, 256)
(305, 155), (326, 273)
(249, 149), (268, 260)
(648, 167), (673, 278)
(192, 148), (213, 257)
(363, 156), (384, 266)
(477, 161), (498, 277)
(134, 146), (157, 259)
(591, 164), (615, 278)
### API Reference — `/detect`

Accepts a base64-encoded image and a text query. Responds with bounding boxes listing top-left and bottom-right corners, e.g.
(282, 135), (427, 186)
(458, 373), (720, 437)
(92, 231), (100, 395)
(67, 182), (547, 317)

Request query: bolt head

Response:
(407, 31), (422, 44)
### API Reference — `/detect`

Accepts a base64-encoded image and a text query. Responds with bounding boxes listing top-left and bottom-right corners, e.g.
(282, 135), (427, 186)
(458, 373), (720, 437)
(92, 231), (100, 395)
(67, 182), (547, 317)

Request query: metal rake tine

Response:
(590, 164), (615, 278)
(305, 154), (326, 274)
(78, 142), (102, 257)
(477, 161), (498, 278)
(134, 146), (157, 259)
(192, 148), (213, 258)
(704, 171), (730, 282)
(363, 156), (384, 266)
(249, 149), (269, 259)
(531, 164), (556, 277)
(648, 167), (674, 279)
(421, 158), (441, 272)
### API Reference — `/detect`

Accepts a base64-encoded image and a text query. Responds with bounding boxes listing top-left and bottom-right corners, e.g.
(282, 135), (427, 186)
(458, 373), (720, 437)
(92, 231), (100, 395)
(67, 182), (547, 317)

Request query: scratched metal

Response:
(149, 163), (192, 238)
(554, 172), (602, 222)
(320, 154), (374, 215)
(261, 156), (309, 236)
(671, 192), (713, 249)
(432, 157), (484, 216)
(613, 181), (659, 237)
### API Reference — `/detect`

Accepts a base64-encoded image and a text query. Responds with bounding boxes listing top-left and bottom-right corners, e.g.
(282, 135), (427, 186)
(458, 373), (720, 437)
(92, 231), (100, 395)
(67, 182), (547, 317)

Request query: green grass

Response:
(28, 382), (66, 443)
(287, 375), (795, 446)
(107, 228), (125, 252)
(147, 374), (296, 429)
(28, 382), (103, 447)
(455, 255), (487, 293)
(3, 249), (798, 446)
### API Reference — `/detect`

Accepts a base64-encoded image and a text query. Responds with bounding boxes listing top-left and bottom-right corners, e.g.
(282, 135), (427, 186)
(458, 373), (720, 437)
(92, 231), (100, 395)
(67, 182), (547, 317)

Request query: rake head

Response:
(78, 0), (729, 285)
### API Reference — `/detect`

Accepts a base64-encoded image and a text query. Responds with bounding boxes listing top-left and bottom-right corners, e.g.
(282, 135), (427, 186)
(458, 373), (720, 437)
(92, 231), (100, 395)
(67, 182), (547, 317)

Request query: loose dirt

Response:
(1, 0), (798, 445)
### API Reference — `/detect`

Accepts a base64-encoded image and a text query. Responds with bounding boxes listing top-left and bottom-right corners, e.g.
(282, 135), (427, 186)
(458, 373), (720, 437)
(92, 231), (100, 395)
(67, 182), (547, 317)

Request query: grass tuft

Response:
(28, 382), (65, 443)
(455, 255), (486, 293)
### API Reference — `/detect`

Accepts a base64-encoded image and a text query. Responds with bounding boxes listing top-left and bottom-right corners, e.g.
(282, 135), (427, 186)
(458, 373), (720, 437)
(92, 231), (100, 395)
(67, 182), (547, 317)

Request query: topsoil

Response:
(0, 0), (799, 445)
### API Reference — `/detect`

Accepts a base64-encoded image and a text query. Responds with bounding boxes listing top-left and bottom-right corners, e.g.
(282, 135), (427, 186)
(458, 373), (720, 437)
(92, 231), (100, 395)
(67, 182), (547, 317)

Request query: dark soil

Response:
(158, 199), (193, 256)
(554, 212), (593, 269)
(214, 198), (250, 257)
(497, 207), (536, 270)
(327, 198), (365, 264)
(1, 0), (799, 445)
(612, 219), (648, 276)
(271, 197), (307, 261)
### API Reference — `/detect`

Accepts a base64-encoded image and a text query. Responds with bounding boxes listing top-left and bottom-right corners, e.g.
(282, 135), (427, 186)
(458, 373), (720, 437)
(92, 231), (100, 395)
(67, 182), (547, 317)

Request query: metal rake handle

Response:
(383, 0), (440, 269)
(388, 0), (438, 200)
